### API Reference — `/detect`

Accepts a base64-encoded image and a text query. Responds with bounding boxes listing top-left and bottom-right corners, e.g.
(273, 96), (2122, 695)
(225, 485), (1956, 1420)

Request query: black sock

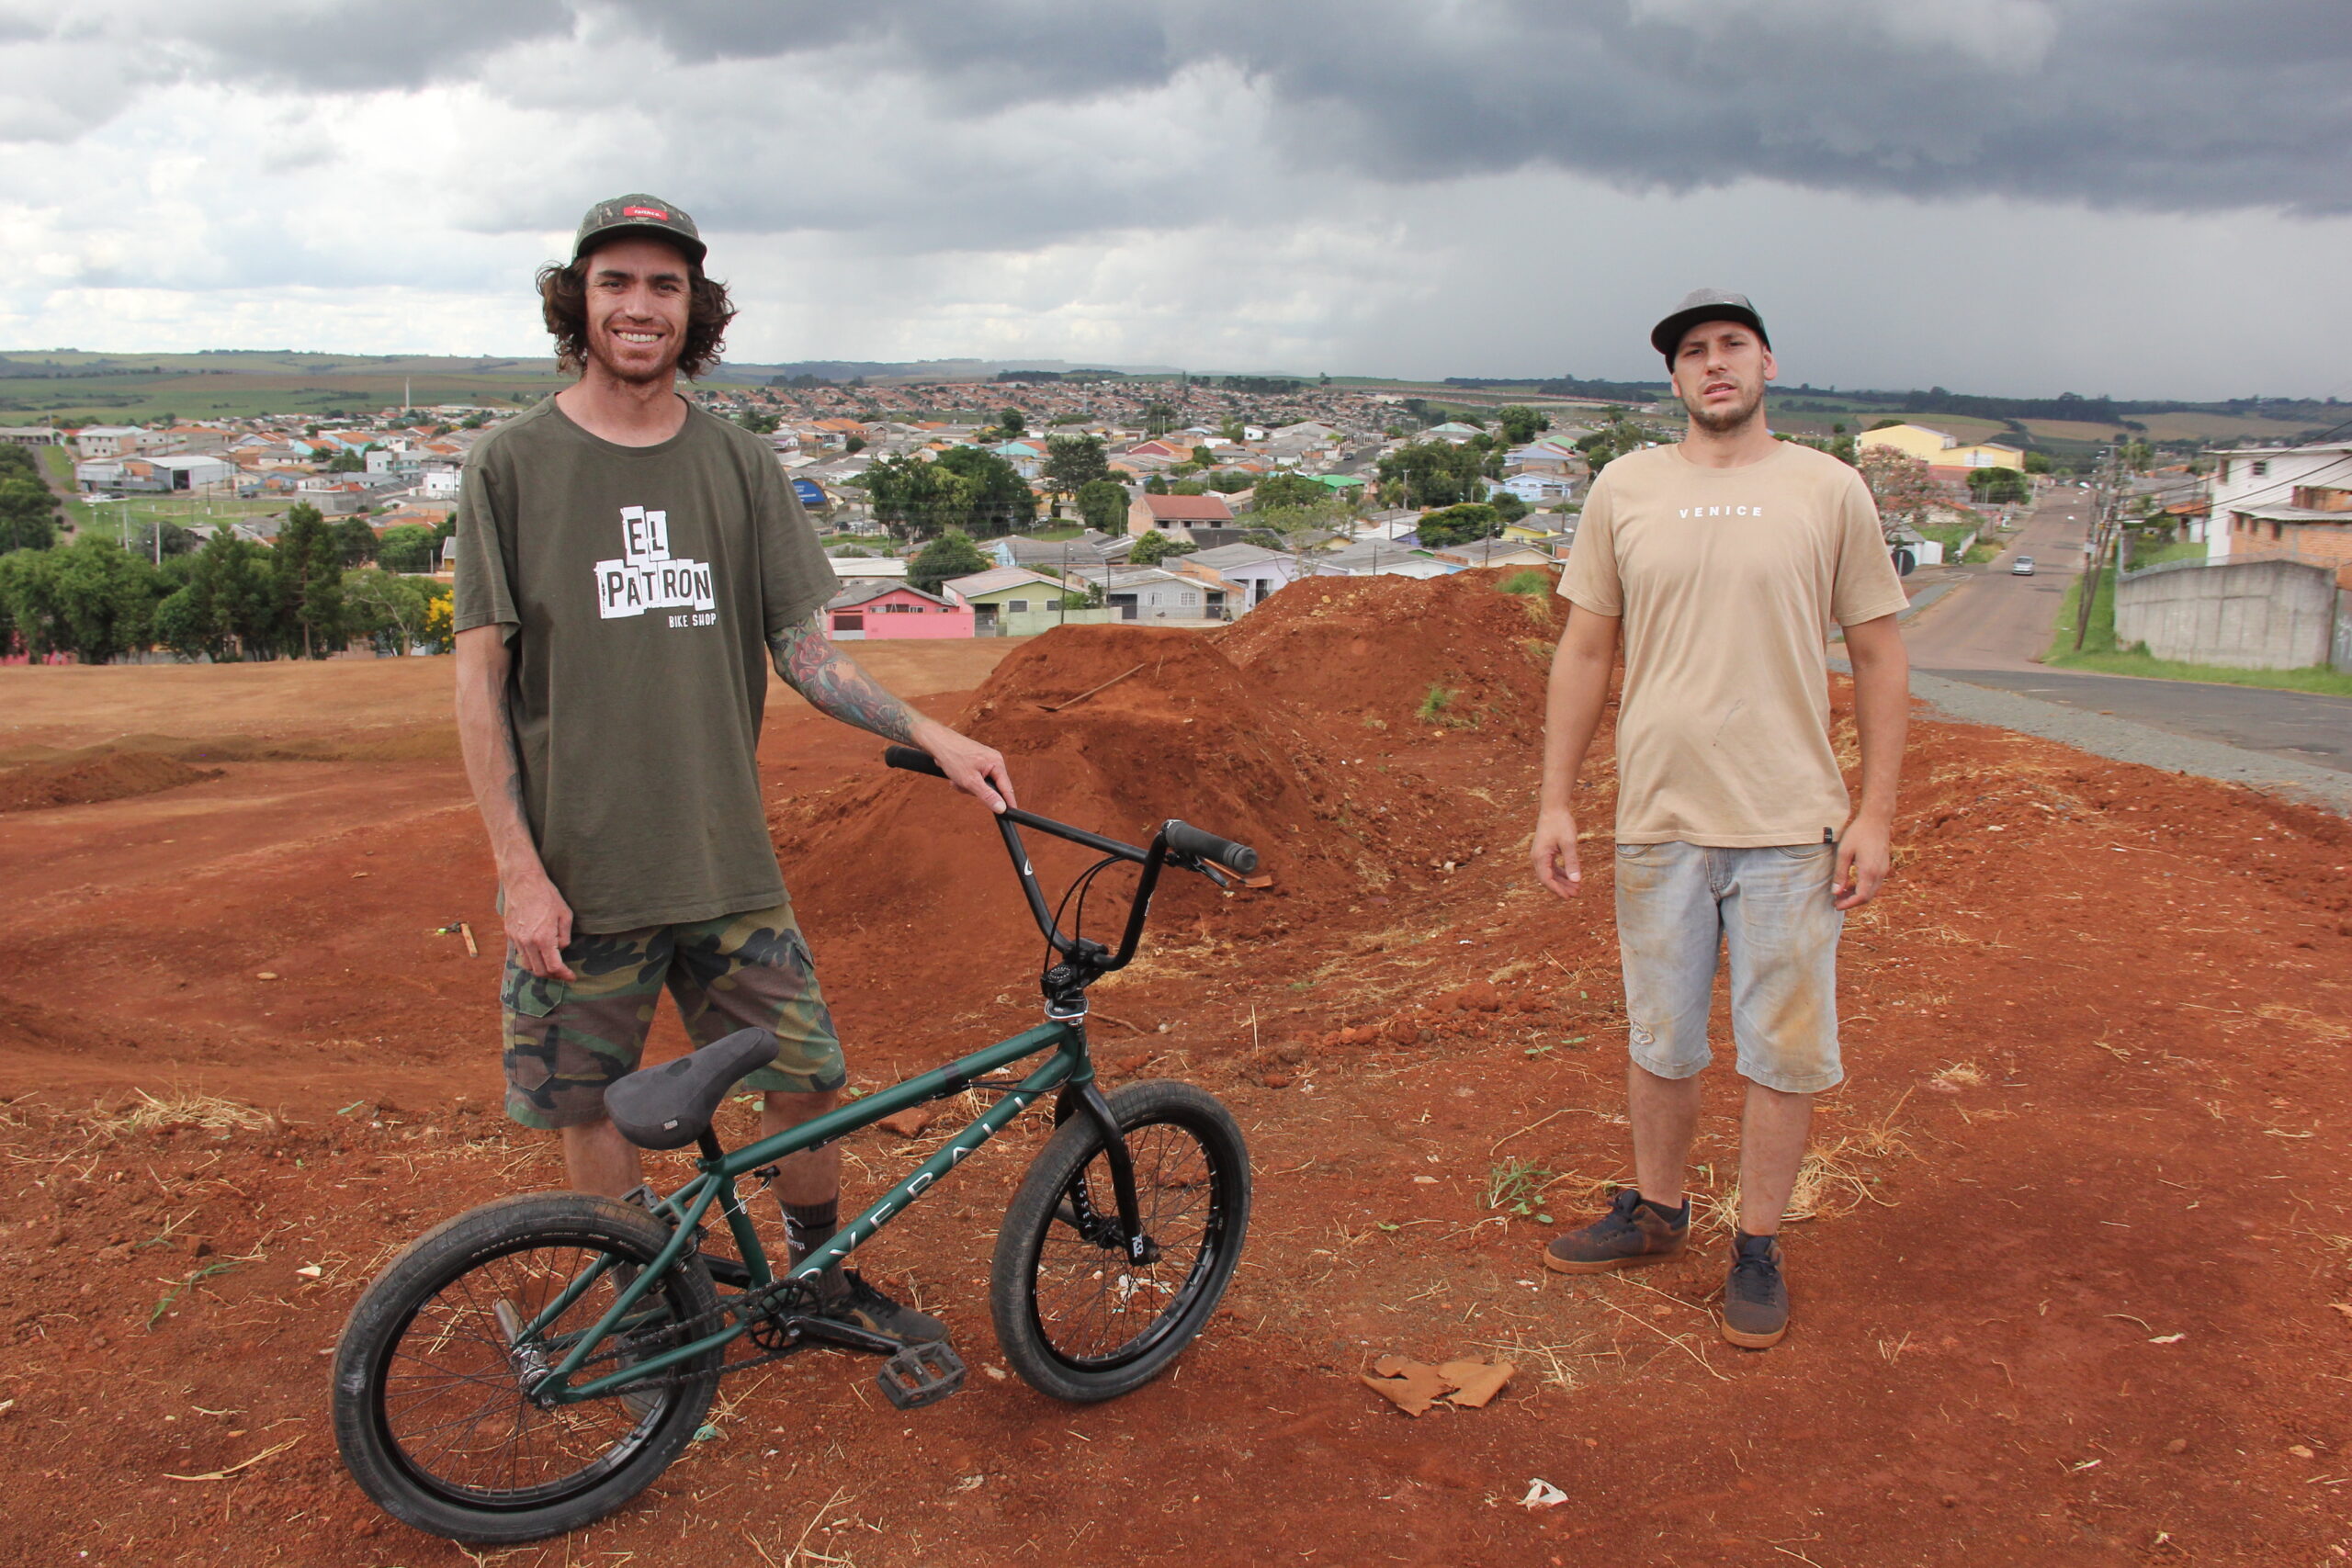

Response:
(782, 1198), (845, 1295)
(1639, 1196), (1690, 1224)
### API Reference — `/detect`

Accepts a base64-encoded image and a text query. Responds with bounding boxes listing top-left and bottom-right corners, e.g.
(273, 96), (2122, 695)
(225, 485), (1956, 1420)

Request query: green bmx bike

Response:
(331, 747), (1259, 1542)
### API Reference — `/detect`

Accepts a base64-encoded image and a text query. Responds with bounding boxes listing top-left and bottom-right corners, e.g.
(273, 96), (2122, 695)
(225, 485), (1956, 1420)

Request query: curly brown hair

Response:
(535, 255), (738, 379)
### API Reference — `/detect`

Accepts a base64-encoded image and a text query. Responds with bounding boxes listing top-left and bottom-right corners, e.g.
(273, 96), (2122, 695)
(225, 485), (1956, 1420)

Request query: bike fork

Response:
(1063, 1079), (1150, 1263)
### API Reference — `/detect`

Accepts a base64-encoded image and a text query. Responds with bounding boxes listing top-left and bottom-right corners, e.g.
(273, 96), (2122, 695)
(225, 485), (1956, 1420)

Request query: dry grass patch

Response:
(110, 1089), (277, 1137)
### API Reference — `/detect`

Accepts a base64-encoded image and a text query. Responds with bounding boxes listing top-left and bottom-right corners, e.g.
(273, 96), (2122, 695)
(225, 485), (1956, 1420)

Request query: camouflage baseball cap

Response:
(572, 193), (706, 267)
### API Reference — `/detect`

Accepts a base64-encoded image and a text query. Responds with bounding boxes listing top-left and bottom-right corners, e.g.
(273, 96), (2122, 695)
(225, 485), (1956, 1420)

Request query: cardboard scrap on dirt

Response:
(1361, 1353), (1515, 1416)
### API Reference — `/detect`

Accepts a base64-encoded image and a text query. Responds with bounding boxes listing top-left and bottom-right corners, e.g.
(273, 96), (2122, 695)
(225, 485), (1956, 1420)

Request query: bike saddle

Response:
(606, 1027), (779, 1150)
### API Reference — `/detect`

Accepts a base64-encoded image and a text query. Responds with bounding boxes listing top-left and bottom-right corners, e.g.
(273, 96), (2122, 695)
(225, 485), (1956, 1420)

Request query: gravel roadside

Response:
(1900, 666), (2352, 817)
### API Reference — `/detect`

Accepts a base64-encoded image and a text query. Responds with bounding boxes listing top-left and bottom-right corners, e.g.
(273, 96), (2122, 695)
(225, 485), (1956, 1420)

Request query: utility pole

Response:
(2073, 446), (2118, 652)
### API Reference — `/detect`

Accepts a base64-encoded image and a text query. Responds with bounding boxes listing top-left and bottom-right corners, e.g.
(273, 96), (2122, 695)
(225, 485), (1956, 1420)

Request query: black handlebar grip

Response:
(883, 745), (947, 779)
(1163, 820), (1260, 876)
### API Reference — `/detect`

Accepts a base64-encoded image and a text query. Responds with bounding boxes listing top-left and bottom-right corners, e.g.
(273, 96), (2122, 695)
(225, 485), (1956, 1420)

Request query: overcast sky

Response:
(0, 0), (2345, 399)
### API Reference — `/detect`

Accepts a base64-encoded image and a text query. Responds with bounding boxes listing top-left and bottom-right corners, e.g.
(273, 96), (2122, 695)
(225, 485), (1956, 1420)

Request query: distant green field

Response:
(0, 351), (567, 425)
(63, 491), (290, 539)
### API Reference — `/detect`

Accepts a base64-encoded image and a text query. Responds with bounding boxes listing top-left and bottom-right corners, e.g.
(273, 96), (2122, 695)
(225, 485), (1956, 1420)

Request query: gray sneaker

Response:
(819, 1269), (947, 1345)
(1544, 1188), (1690, 1275)
(1721, 1233), (1789, 1348)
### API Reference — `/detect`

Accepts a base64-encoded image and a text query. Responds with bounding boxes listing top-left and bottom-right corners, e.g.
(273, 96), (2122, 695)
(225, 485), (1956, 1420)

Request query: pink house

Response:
(825, 581), (973, 640)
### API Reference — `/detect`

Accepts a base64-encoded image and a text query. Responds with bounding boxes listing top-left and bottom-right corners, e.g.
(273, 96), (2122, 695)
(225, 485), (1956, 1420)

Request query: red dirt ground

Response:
(1, 588), (2349, 1567)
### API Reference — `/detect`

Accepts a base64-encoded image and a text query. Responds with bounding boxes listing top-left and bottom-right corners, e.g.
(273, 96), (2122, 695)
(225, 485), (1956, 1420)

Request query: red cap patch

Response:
(622, 206), (669, 220)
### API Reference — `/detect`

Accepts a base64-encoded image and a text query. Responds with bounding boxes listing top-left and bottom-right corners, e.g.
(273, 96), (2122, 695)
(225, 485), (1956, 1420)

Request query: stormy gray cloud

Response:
(0, 0), (2342, 394)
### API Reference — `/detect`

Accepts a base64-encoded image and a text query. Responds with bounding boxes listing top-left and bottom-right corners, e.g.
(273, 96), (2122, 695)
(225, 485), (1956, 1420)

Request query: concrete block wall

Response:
(2335, 589), (2352, 675)
(2114, 557), (2335, 670)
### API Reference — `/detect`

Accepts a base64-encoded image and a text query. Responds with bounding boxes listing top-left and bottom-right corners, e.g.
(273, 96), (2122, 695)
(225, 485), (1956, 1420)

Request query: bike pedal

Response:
(876, 1342), (966, 1411)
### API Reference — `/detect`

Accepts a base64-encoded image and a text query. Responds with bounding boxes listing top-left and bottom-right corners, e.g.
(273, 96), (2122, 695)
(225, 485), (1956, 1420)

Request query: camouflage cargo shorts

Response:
(502, 898), (847, 1131)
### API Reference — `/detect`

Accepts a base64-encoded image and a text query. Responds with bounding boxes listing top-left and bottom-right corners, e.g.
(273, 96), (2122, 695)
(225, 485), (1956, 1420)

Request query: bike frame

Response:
(518, 763), (1227, 1407)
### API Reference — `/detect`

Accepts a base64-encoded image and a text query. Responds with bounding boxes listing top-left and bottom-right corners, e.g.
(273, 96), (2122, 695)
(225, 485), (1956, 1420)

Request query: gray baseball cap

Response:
(572, 193), (706, 267)
(1651, 288), (1770, 362)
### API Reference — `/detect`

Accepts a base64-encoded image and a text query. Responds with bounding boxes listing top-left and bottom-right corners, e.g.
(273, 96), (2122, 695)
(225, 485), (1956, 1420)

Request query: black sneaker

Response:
(1721, 1232), (1789, 1348)
(1544, 1188), (1690, 1275)
(818, 1269), (947, 1345)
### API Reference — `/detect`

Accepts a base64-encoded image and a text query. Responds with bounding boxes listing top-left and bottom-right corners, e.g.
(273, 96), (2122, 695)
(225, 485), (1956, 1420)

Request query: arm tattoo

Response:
(768, 613), (921, 742)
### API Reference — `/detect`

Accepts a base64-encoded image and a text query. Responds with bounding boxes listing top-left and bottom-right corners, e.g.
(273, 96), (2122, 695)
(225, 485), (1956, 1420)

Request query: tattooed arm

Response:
(455, 625), (575, 979)
(769, 613), (1016, 811)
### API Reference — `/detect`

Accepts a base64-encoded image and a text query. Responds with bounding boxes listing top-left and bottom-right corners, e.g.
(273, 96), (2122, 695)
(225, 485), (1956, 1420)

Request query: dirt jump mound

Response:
(0, 750), (220, 813)
(1214, 567), (1556, 740)
(773, 625), (1441, 968)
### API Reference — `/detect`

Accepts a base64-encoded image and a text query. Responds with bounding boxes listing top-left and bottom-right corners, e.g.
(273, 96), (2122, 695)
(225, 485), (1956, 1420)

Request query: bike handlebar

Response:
(1161, 821), (1260, 877)
(879, 747), (1260, 964)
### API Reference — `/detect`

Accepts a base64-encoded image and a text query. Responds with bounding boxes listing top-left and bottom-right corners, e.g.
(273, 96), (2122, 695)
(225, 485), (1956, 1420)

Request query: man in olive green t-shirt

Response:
(1529, 289), (1911, 1349)
(453, 194), (1015, 1345)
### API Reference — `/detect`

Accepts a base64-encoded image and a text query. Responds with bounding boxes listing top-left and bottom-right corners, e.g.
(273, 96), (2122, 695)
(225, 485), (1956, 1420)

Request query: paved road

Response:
(1901, 487), (2091, 671)
(1891, 483), (2352, 776)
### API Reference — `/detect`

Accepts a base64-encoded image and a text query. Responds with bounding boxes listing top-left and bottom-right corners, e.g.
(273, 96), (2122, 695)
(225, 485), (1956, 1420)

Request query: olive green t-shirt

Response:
(1559, 440), (1909, 846)
(452, 398), (838, 932)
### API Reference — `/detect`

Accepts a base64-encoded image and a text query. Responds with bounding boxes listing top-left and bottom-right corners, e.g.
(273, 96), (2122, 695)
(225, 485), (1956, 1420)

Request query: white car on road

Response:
(2011, 556), (2036, 576)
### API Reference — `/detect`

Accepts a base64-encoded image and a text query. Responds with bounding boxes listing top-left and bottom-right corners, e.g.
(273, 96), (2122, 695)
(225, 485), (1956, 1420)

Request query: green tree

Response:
(1142, 401), (1177, 437)
(1130, 529), (1197, 566)
(1075, 478), (1129, 536)
(909, 529), (989, 595)
(1488, 490), (1530, 524)
(1415, 503), (1503, 548)
(126, 520), (200, 559)
(0, 474), (60, 552)
(1251, 473), (1328, 512)
(376, 523), (439, 573)
(153, 531), (279, 661)
(1375, 441), (1490, 508)
(1204, 469), (1254, 493)
(1190, 445), (1215, 468)
(933, 446), (1038, 538)
(326, 448), (367, 473)
(1496, 405), (1551, 444)
(271, 502), (344, 658)
(2118, 438), (2154, 472)
(333, 515), (380, 566)
(341, 568), (439, 654)
(2021, 451), (2053, 475)
(0, 547), (66, 655)
(998, 407), (1027, 438)
(1042, 434), (1110, 510)
(1144, 475), (1169, 495)
(1965, 467), (2030, 505)
(14, 536), (160, 662)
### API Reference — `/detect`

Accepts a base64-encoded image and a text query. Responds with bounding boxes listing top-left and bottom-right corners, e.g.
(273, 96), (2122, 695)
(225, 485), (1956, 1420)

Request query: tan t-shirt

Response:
(1559, 440), (1908, 846)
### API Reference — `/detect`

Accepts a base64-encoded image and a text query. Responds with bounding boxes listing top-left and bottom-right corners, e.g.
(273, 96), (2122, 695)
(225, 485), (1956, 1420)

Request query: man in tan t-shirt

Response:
(1530, 288), (1911, 1348)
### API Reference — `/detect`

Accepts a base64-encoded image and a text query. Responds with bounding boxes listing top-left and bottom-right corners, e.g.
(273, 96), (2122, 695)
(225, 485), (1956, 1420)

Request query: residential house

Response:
(1312, 541), (1453, 579)
(0, 426), (62, 446)
(74, 425), (154, 458)
(1421, 422), (1486, 444)
(421, 468), (463, 500)
(1492, 471), (1575, 505)
(1858, 423), (2026, 471)
(1431, 537), (1560, 571)
(824, 581), (973, 639)
(942, 566), (1069, 633)
(991, 530), (1121, 571)
(1127, 491), (1234, 538)
(828, 554), (910, 582)
(1093, 566), (1217, 622)
(1169, 544), (1294, 612)
(2208, 441), (2352, 570)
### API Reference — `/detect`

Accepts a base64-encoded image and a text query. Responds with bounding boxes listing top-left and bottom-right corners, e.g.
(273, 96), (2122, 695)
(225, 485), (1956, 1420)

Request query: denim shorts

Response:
(1611, 840), (1845, 1094)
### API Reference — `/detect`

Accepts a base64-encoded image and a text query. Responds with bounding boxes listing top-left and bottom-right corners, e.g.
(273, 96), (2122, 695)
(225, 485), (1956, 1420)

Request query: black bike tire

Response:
(989, 1079), (1250, 1403)
(331, 1191), (721, 1544)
